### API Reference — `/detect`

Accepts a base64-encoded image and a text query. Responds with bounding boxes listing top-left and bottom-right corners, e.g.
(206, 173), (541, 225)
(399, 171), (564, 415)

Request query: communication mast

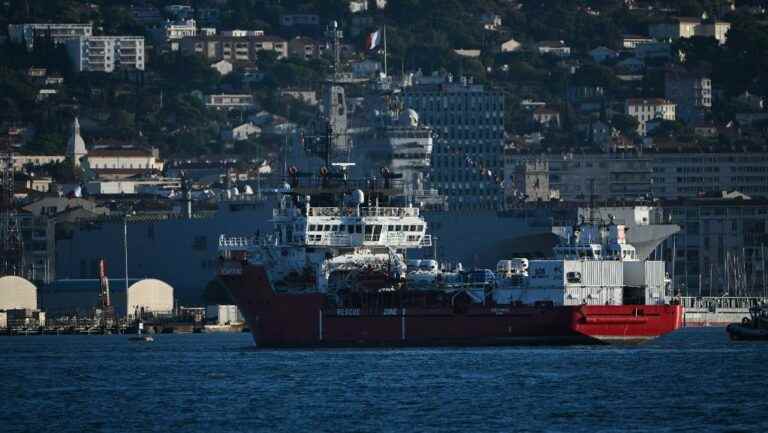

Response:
(0, 145), (24, 277)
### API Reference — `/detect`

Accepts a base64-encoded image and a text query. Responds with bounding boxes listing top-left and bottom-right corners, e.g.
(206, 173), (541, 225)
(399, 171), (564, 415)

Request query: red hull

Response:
(219, 263), (683, 347)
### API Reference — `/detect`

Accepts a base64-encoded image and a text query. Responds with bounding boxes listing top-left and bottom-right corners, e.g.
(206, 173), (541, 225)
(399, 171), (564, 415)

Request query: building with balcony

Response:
(180, 35), (287, 63)
(625, 98), (676, 136)
(8, 23), (93, 50)
(65, 36), (145, 73)
(649, 18), (731, 45)
(162, 19), (197, 51)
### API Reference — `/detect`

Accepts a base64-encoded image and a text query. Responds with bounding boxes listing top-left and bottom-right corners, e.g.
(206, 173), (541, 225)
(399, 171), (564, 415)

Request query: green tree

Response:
(611, 114), (639, 137)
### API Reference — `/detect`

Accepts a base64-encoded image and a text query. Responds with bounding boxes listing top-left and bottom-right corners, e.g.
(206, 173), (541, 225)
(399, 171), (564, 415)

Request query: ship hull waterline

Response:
(219, 264), (683, 348)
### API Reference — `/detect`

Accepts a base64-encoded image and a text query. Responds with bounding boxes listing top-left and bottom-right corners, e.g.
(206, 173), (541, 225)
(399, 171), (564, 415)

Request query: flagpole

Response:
(383, 25), (388, 77)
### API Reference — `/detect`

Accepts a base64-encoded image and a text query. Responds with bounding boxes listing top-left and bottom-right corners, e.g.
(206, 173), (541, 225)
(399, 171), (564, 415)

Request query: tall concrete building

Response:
(403, 74), (505, 211)
(66, 36), (145, 73)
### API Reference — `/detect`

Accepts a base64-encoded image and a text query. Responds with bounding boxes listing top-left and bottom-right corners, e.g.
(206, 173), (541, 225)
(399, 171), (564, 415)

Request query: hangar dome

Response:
(0, 276), (38, 310)
(127, 279), (174, 318)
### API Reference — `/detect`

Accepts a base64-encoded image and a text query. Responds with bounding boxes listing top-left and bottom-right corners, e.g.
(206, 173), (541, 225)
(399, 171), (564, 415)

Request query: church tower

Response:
(66, 117), (88, 167)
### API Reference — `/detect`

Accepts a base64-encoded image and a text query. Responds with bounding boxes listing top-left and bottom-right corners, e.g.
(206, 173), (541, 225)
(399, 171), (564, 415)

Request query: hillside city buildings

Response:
(404, 74), (505, 211)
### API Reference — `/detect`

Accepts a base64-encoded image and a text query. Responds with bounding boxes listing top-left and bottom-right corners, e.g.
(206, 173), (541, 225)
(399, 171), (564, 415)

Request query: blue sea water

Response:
(0, 328), (766, 433)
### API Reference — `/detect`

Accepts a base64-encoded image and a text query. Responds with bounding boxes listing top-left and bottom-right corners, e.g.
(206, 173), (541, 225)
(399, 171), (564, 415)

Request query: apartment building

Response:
(205, 94), (256, 111)
(66, 36), (145, 73)
(162, 19), (196, 50)
(8, 23), (92, 50)
(624, 98), (676, 136)
(665, 70), (711, 124)
(649, 18), (731, 45)
(503, 151), (768, 203)
(403, 74), (505, 211)
(180, 35), (287, 62)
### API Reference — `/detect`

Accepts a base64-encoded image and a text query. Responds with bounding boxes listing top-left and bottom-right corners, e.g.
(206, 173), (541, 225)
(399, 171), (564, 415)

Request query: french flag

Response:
(366, 29), (381, 51)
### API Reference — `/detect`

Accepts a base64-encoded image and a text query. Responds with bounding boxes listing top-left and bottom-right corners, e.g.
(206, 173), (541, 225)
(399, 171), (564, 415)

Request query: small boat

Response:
(726, 305), (768, 341)
(128, 322), (154, 343)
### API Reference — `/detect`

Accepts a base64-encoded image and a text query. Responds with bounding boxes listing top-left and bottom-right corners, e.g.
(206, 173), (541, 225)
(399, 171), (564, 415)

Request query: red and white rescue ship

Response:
(217, 168), (682, 347)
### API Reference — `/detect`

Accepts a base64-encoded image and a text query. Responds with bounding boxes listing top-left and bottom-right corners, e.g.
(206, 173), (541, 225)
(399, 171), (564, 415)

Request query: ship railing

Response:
(218, 234), (258, 250)
(306, 207), (420, 218)
(679, 296), (768, 310)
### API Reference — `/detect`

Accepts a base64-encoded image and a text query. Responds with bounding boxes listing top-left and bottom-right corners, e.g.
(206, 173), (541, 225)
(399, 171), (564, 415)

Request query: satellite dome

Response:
(399, 108), (419, 127)
(350, 189), (365, 205)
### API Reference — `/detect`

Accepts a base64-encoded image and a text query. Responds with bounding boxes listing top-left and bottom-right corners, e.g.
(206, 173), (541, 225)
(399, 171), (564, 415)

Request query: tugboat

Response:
(726, 305), (768, 340)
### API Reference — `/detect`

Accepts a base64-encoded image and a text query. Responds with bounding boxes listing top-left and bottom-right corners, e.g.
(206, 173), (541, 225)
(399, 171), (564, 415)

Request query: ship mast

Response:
(0, 145), (24, 277)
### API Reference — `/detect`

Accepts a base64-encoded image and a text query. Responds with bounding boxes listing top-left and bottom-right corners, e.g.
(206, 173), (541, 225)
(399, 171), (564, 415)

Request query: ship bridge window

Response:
(347, 225), (354, 234)
(324, 225), (331, 231)
(309, 224), (316, 231)
(410, 225), (417, 231)
(388, 225), (394, 231)
(332, 225), (339, 232)
(567, 272), (582, 283)
(356, 225), (362, 233)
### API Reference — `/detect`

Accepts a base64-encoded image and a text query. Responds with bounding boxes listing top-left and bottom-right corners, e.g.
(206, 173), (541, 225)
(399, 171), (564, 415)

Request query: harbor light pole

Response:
(123, 210), (134, 303)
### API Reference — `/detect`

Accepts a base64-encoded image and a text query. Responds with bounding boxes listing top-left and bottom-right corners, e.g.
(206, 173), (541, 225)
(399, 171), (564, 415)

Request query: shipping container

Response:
(206, 304), (244, 325)
(624, 261), (667, 304)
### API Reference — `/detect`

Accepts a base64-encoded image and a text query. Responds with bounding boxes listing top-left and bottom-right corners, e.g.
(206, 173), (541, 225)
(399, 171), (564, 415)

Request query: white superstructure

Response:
(220, 180), (431, 295)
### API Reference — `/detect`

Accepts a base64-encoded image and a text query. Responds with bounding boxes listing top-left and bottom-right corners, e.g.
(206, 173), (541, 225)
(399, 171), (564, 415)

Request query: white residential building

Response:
(650, 18), (731, 45)
(8, 23), (93, 50)
(620, 34), (654, 49)
(220, 29), (265, 37)
(66, 36), (145, 73)
(536, 40), (571, 57)
(223, 122), (261, 141)
(500, 38), (522, 53)
(163, 19), (196, 50)
(205, 94), (256, 110)
(625, 98), (676, 136)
